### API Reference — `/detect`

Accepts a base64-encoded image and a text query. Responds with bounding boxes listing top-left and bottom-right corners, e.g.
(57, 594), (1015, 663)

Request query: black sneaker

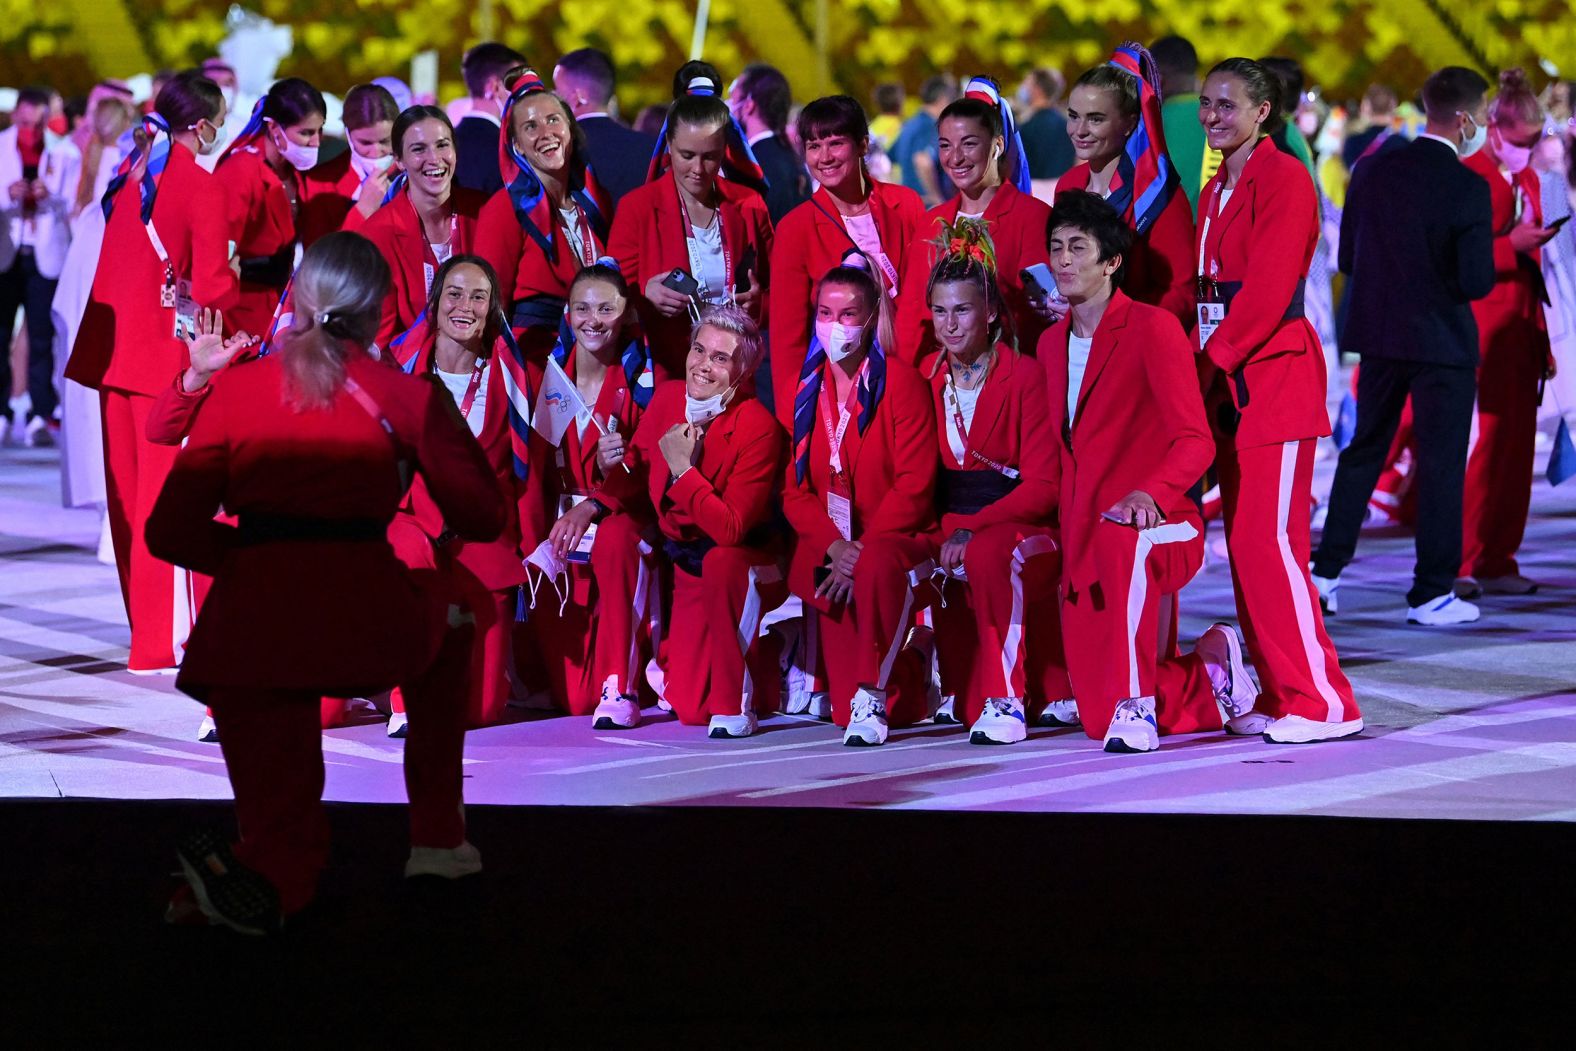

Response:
(174, 829), (283, 936)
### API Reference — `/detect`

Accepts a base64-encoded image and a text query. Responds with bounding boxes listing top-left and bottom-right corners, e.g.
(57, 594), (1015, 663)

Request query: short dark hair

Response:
(462, 42), (527, 97)
(873, 83), (904, 115)
(1258, 57), (1305, 117)
(919, 75), (957, 106)
(1149, 35), (1198, 79)
(736, 64), (793, 135)
(672, 60), (725, 101)
(556, 48), (616, 106)
(16, 86), (51, 110)
(393, 104), (453, 155)
(1208, 58), (1285, 137)
(1420, 67), (1489, 123)
(341, 84), (399, 131)
(1047, 190), (1132, 290)
(261, 77), (327, 129)
(1362, 83), (1399, 115)
(798, 95), (869, 146)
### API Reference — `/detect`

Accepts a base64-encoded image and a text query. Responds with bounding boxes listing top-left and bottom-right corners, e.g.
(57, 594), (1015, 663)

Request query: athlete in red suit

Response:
(475, 69), (614, 365)
(216, 79), (326, 337)
(896, 89), (1055, 362)
(918, 248), (1067, 744)
(145, 233), (503, 934)
(1059, 51), (1196, 326)
(1196, 60), (1361, 743)
(1457, 72), (1558, 595)
(521, 264), (655, 720)
(297, 83), (400, 247)
(384, 256), (530, 733)
(359, 107), (489, 347)
(1042, 191), (1259, 751)
(768, 95), (927, 421)
(783, 256), (938, 745)
(552, 306), (786, 737)
(65, 73), (237, 673)
(605, 91), (773, 380)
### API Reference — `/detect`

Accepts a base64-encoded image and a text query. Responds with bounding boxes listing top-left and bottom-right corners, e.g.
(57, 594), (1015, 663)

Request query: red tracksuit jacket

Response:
(360, 185), (490, 347)
(297, 151), (375, 248)
(1463, 148), (1547, 333)
(218, 146), (302, 337)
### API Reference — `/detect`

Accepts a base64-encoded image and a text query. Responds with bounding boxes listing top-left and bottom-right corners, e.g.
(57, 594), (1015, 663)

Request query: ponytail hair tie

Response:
(839, 248), (872, 273)
(317, 312), (333, 326)
(686, 76), (718, 97)
(594, 254), (620, 270)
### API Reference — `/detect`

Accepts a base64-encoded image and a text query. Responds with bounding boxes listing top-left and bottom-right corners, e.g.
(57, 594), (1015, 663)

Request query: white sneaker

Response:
(1225, 711), (1275, 735)
(1264, 714), (1364, 744)
(405, 841), (483, 879)
(970, 697), (1027, 745)
(23, 416), (53, 447)
(804, 692), (832, 720)
(386, 711), (409, 738)
(933, 694), (961, 725)
(707, 711), (757, 739)
(1195, 622), (1260, 721)
(645, 659), (673, 712)
(1407, 593), (1480, 626)
(784, 663), (812, 715)
(1311, 571), (1339, 615)
(1036, 699), (1081, 727)
(843, 689), (889, 747)
(592, 681), (642, 730)
(1103, 696), (1159, 754)
(196, 715), (219, 743)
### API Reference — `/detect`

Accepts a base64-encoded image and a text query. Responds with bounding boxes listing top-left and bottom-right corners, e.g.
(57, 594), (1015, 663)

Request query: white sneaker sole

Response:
(969, 723), (1026, 745)
(1103, 734), (1159, 754)
(843, 727), (887, 747)
(1264, 716), (1365, 744)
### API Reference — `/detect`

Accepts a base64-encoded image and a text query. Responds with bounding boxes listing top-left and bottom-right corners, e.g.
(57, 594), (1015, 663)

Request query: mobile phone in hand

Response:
(1546, 214), (1571, 233)
(661, 268), (701, 297)
(1021, 263), (1059, 300)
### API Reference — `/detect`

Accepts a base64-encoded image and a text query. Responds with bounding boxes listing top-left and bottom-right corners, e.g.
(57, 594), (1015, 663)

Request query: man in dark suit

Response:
(553, 48), (656, 207)
(728, 64), (810, 224)
(454, 41), (526, 198)
(1312, 67), (1496, 627)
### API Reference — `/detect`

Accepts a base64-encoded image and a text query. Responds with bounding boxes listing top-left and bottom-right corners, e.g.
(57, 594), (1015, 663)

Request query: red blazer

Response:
(768, 181), (927, 418)
(473, 188), (609, 362)
(1040, 292), (1213, 592)
(394, 330), (528, 592)
(66, 143), (238, 397)
(1056, 163), (1197, 327)
(782, 357), (937, 606)
(597, 381), (785, 550)
(525, 350), (646, 548)
(919, 344), (1059, 537)
(1196, 141), (1330, 448)
(218, 147), (301, 337)
(298, 151), (375, 248)
(605, 173), (774, 378)
(360, 186), (490, 348)
(144, 354), (503, 700)
(896, 182), (1052, 364)
(1464, 149), (1548, 331)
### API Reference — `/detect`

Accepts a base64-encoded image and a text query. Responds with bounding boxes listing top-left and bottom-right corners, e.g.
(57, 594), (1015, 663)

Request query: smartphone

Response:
(1546, 214), (1571, 233)
(661, 268), (701, 297)
(1021, 263), (1059, 300)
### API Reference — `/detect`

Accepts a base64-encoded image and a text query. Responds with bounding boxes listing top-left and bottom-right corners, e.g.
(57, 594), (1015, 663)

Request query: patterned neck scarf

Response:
(791, 334), (886, 485)
(497, 69), (611, 264)
(101, 113), (171, 223)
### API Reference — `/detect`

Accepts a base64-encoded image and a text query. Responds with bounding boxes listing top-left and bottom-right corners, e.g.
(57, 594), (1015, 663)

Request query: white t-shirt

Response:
(1067, 333), (1093, 424)
(687, 218), (729, 304)
(843, 211), (899, 294)
(435, 362), (488, 437)
(560, 204), (587, 264)
(944, 380), (982, 464)
(432, 241), (454, 266)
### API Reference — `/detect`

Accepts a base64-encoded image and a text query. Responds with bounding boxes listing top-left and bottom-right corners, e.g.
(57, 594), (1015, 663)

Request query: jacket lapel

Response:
(968, 346), (1013, 456)
(1072, 292), (1132, 430)
(1207, 139), (1268, 259)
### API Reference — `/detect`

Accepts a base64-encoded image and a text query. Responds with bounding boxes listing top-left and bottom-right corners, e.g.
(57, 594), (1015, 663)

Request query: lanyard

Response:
(811, 194), (901, 298)
(818, 359), (866, 478)
(458, 360), (485, 420)
(1197, 180), (1226, 280)
(560, 203), (598, 269)
(941, 358), (1020, 479)
(419, 206), (458, 294)
(676, 178), (731, 303)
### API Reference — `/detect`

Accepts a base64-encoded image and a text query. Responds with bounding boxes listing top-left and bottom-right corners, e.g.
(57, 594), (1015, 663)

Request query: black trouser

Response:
(1312, 356), (1476, 608)
(0, 251), (59, 421)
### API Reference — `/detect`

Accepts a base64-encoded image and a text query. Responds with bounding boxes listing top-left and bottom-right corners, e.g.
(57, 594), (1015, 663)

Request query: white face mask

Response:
(1459, 113), (1487, 157)
(191, 120), (227, 156)
(523, 541), (571, 616)
(350, 150), (396, 180)
(219, 85), (237, 113)
(1495, 129), (1533, 173)
(685, 389), (731, 425)
(272, 126), (319, 171)
(815, 319), (865, 363)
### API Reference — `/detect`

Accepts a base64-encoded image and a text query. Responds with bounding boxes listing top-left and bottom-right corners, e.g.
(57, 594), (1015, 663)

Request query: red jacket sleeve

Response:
(474, 192), (523, 303)
(865, 365), (938, 536)
(606, 193), (646, 298)
(667, 410), (785, 546)
(1205, 166), (1318, 374)
(192, 172), (239, 313)
(894, 235), (934, 364)
(413, 379), (506, 544)
(1149, 191), (1198, 326)
(943, 359), (1060, 534)
(144, 383), (237, 576)
(146, 372), (212, 445)
(781, 466), (843, 564)
(1136, 313), (1215, 512)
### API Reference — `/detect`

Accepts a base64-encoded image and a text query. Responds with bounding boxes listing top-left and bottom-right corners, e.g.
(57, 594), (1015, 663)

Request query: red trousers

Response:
(1219, 437), (1359, 723)
(813, 534), (934, 729)
(391, 586), (513, 727)
(930, 524), (1069, 726)
(102, 389), (196, 671)
(1061, 519), (1219, 739)
(209, 622), (473, 915)
(1461, 317), (1545, 578)
(532, 513), (657, 714)
(1373, 398), (1418, 524)
(657, 549), (786, 724)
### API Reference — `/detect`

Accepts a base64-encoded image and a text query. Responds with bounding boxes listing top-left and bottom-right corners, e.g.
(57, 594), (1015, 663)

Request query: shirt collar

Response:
(465, 109), (501, 128)
(746, 129), (775, 147)
(578, 111), (611, 121)
(1420, 132), (1460, 156)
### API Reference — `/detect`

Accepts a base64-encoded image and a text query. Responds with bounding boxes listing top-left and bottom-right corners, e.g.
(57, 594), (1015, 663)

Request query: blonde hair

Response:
(279, 232), (391, 410)
(691, 304), (766, 379)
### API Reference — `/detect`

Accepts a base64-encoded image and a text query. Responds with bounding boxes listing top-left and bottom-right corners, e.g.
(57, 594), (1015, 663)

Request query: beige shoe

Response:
(1478, 574), (1539, 596)
(406, 841), (483, 879)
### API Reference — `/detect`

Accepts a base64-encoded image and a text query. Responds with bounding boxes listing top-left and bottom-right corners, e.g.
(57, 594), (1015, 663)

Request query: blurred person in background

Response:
(893, 75), (957, 208)
(729, 64), (811, 223)
(454, 41), (528, 198)
(297, 83), (400, 246)
(868, 83), (905, 157)
(554, 47), (657, 206)
(1150, 34), (1206, 215)
(1343, 84), (1404, 170)
(1016, 67), (1076, 193)
(1260, 57), (1317, 177)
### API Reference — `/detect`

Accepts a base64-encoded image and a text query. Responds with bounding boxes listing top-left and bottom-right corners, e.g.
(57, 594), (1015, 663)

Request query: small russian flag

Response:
(1548, 417), (1576, 487)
